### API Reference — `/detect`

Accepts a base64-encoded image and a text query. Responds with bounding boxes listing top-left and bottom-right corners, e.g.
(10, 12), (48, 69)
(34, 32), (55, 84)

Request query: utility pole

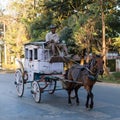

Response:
(3, 22), (7, 65)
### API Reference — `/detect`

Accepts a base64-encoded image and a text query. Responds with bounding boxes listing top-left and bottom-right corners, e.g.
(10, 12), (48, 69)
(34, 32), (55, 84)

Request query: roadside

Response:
(96, 81), (120, 87)
(100, 72), (120, 84)
(0, 68), (15, 73)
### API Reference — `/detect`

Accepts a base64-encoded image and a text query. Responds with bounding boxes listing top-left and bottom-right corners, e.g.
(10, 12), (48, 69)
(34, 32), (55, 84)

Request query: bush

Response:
(107, 59), (116, 72)
(100, 72), (120, 84)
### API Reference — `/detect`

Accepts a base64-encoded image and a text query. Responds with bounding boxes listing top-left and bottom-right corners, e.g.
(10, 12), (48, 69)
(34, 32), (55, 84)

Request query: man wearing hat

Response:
(45, 25), (69, 56)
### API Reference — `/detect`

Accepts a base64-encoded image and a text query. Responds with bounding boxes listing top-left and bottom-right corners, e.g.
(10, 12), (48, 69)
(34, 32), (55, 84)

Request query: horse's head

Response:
(89, 55), (104, 75)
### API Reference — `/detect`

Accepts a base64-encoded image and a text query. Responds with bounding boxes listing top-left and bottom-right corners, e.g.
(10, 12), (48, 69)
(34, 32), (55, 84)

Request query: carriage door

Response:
(28, 49), (34, 81)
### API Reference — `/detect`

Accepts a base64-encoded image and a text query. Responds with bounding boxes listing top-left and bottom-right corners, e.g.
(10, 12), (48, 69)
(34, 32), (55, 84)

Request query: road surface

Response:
(0, 72), (120, 120)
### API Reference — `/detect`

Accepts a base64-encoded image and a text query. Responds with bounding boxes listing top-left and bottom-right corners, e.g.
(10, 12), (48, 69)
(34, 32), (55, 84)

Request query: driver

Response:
(45, 25), (69, 57)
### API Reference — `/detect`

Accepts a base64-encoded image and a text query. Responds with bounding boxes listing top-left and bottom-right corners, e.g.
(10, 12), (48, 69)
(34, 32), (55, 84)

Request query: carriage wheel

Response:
(48, 80), (57, 94)
(15, 69), (24, 97)
(31, 81), (41, 103)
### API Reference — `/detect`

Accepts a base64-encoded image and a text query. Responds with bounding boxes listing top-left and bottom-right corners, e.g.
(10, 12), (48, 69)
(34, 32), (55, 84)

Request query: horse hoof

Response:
(70, 96), (76, 99)
(85, 104), (89, 108)
(90, 105), (93, 109)
(68, 103), (72, 106)
(76, 103), (79, 106)
(86, 107), (91, 111)
(86, 105), (93, 110)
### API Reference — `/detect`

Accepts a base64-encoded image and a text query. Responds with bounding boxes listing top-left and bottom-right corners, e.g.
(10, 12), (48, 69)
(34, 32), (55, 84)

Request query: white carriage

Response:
(15, 42), (65, 103)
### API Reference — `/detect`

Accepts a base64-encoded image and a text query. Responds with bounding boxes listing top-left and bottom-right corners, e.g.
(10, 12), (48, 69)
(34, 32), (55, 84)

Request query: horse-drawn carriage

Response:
(15, 41), (104, 109)
(15, 42), (65, 103)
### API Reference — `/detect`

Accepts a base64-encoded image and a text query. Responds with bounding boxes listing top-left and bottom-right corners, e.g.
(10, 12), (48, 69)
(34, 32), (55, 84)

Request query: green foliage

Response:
(29, 0), (119, 56)
(1, 0), (120, 66)
(59, 27), (73, 42)
(107, 59), (116, 72)
(101, 72), (120, 84)
(59, 27), (77, 53)
(112, 72), (120, 78)
(106, 8), (120, 37)
(30, 11), (53, 40)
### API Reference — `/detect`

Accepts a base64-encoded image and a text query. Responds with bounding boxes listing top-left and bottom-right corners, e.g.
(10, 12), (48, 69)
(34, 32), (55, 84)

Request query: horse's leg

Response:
(70, 90), (76, 99)
(85, 92), (90, 108)
(67, 90), (72, 105)
(74, 88), (79, 105)
(85, 90), (94, 109)
(89, 91), (94, 109)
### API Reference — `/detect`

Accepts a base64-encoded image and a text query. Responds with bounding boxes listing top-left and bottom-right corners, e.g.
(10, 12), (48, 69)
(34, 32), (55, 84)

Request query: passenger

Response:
(45, 24), (69, 57)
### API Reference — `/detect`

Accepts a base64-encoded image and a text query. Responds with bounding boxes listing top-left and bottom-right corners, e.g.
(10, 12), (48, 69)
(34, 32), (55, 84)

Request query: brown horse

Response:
(63, 54), (104, 109)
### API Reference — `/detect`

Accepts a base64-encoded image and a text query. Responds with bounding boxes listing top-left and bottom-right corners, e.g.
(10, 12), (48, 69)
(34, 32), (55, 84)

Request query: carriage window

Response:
(34, 48), (38, 60)
(29, 50), (33, 61)
(25, 49), (28, 59)
(44, 50), (49, 60)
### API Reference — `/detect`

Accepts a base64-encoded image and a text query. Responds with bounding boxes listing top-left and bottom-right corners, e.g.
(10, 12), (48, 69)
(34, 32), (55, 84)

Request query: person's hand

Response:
(56, 40), (60, 44)
(46, 41), (51, 44)
(51, 39), (55, 43)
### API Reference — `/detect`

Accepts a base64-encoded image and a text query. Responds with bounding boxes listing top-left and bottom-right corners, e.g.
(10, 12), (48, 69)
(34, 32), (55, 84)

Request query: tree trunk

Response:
(100, 0), (109, 75)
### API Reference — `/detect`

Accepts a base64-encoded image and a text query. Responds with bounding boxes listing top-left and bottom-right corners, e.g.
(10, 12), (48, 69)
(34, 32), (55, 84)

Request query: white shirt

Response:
(45, 32), (59, 43)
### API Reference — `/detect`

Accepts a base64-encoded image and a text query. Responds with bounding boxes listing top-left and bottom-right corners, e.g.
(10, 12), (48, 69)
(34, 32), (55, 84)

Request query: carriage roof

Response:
(24, 42), (46, 48)
(24, 41), (66, 63)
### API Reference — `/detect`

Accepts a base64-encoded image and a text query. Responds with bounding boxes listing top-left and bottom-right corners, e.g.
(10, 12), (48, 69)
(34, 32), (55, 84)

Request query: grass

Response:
(1, 64), (16, 73)
(100, 72), (120, 84)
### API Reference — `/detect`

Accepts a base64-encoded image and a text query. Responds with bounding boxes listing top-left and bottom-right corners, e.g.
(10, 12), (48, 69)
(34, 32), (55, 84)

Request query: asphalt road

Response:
(0, 72), (120, 120)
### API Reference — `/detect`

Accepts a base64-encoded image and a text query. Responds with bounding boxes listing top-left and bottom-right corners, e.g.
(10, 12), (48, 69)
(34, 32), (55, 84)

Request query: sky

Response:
(0, 0), (10, 9)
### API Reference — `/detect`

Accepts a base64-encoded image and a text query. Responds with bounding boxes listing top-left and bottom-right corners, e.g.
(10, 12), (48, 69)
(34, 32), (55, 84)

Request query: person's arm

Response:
(46, 32), (59, 43)
(54, 34), (60, 43)
(45, 33), (52, 44)
(45, 33), (49, 42)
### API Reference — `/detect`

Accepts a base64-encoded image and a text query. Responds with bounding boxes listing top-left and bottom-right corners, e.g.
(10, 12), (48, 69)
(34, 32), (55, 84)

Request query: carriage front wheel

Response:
(31, 81), (41, 103)
(14, 69), (24, 97)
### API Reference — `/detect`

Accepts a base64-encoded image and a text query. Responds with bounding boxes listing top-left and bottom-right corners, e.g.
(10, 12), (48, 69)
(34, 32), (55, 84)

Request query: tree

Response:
(2, 0), (120, 69)
(2, 0), (31, 63)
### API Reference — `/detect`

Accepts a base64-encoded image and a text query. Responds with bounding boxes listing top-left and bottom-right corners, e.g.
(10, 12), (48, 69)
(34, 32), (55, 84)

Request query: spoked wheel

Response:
(48, 80), (56, 94)
(14, 69), (24, 97)
(31, 81), (41, 103)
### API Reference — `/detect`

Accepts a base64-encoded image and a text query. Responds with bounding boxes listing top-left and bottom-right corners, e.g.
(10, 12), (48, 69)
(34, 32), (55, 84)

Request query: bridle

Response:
(86, 56), (104, 78)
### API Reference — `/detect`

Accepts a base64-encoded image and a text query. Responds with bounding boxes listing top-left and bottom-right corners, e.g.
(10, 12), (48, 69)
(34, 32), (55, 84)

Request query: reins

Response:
(64, 56), (80, 65)
(64, 55), (103, 82)
(85, 67), (96, 75)
(86, 56), (104, 81)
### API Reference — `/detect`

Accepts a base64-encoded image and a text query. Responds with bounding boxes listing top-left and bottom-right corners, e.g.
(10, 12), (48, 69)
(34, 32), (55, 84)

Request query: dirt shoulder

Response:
(96, 81), (120, 87)
(0, 69), (15, 73)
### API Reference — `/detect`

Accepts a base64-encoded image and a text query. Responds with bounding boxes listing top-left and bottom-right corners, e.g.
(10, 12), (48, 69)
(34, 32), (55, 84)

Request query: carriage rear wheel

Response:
(48, 80), (56, 94)
(31, 81), (41, 103)
(15, 69), (24, 97)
